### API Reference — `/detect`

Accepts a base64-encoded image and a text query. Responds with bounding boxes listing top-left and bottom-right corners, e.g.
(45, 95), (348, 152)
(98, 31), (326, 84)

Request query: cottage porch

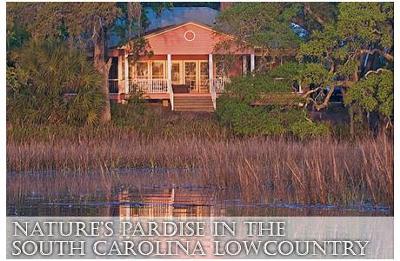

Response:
(108, 53), (256, 111)
(107, 21), (258, 111)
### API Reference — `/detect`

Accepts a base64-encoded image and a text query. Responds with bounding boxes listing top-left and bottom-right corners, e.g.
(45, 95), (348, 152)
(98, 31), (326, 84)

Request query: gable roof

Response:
(143, 21), (225, 40)
(107, 7), (219, 48)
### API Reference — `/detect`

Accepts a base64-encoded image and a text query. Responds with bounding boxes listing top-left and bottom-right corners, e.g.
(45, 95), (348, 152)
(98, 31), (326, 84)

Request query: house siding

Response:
(146, 23), (230, 55)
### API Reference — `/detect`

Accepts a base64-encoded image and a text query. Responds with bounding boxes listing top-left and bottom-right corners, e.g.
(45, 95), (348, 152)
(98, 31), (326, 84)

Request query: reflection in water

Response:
(118, 188), (223, 217)
(7, 186), (392, 217)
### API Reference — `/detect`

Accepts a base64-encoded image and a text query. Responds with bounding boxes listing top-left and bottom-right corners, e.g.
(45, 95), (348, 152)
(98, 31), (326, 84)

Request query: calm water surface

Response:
(7, 169), (392, 217)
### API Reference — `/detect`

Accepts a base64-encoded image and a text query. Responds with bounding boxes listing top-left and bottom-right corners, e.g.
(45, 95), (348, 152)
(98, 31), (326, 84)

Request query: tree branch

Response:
(315, 85), (335, 111)
(364, 68), (391, 78)
(304, 3), (326, 26)
(301, 87), (322, 98)
(360, 49), (394, 62)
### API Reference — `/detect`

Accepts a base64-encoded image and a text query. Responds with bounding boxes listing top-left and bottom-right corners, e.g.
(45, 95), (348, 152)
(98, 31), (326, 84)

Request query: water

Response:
(7, 185), (391, 217)
(7, 168), (392, 217)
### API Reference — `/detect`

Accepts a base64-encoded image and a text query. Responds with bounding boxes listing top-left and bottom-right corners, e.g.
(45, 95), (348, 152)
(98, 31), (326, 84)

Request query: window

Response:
(136, 62), (148, 79)
(152, 61), (165, 79)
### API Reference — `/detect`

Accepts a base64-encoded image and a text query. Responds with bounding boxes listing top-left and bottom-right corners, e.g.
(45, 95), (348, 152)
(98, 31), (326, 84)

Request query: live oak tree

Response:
(7, 2), (145, 123)
(297, 2), (393, 133)
(214, 2), (301, 72)
(215, 2), (393, 136)
(213, 3), (338, 71)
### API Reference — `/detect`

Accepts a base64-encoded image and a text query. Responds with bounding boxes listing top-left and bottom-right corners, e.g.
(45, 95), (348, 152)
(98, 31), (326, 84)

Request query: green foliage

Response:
(217, 95), (329, 138)
(344, 70), (393, 118)
(111, 91), (146, 127)
(223, 73), (295, 104)
(267, 62), (305, 81)
(290, 120), (330, 139)
(215, 3), (301, 50)
(337, 3), (393, 48)
(7, 40), (105, 126)
(297, 25), (340, 61)
(299, 63), (332, 87)
(6, 21), (30, 52)
(216, 64), (330, 138)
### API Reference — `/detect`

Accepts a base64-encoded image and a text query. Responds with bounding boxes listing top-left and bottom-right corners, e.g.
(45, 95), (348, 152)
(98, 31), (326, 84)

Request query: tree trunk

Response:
(93, 28), (112, 123)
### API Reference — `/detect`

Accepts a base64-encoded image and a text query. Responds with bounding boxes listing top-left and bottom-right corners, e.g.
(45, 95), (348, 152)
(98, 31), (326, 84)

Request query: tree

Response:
(216, 63), (329, 139)
(214, 2), (301, 66)
(298, 3), (393, 107)
(344, 69), (393, 129)
(7, 40), (105, 126)
(297, 2), (393, 134)
(7, 3), (147, 123)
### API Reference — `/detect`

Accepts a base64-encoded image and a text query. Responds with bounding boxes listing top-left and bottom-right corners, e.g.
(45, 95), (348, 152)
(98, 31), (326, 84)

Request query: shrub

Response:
(290, 120), (330, 139)
(111, 90), (146, 127)
(7, 40), (105, 126)
(344, 70), (393, 119)
(216, 64), (331, 138)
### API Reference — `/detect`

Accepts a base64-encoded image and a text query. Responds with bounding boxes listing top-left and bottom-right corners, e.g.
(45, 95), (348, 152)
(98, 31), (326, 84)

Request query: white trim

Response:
(144, 21), (234, 40)
(209, 54), (216, 109)
(208, 54), (213, 82)
(184, 30), (196, 41)
(167, 54), (172, 85)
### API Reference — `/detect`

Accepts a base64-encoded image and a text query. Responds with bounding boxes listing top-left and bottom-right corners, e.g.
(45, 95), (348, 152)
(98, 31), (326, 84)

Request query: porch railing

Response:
(130, 79), (168, 93)
(212, 78), (231, 93)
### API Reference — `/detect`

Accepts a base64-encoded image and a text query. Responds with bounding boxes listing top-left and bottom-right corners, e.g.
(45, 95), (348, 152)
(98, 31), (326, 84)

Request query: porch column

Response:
(124, 53), (129, 94)
(208, 54), (213, 82)
(118, 55), (123, 93)
(242, 55), (248, 75)
(209, 53), (216, 109)
(167, 54), (172, 90)
(250, 53), (255, 73)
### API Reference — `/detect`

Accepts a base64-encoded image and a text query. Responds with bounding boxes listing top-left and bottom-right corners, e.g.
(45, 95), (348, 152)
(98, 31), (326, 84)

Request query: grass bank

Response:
(7, 107), (393, 207)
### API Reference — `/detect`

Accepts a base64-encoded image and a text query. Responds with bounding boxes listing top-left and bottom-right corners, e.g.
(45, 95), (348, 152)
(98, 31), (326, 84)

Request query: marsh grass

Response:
(7, 110), (393, 207)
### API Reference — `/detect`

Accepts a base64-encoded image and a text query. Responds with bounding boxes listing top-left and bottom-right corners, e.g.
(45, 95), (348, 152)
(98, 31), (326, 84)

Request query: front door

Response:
(184, 61), (209, 93)
(184, 61), (197, 92)
(199, 61), (209, 93)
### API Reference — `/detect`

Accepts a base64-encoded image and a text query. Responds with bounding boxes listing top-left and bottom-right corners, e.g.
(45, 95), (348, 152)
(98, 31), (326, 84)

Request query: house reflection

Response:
(117, 188), (225, 217)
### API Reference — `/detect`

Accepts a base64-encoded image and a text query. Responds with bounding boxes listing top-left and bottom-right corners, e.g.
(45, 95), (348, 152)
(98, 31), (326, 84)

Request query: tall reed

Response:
(7, 122), (393, 207)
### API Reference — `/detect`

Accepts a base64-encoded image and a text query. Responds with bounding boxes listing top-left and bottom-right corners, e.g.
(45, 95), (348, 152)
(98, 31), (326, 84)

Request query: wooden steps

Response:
(173, 94), (214, 112)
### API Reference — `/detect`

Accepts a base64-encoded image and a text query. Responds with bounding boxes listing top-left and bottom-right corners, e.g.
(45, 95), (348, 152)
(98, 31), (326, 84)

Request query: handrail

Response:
(210, 79), (217, 110)
(167, 79), (174, 111)
(211, 77), (230, 94)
